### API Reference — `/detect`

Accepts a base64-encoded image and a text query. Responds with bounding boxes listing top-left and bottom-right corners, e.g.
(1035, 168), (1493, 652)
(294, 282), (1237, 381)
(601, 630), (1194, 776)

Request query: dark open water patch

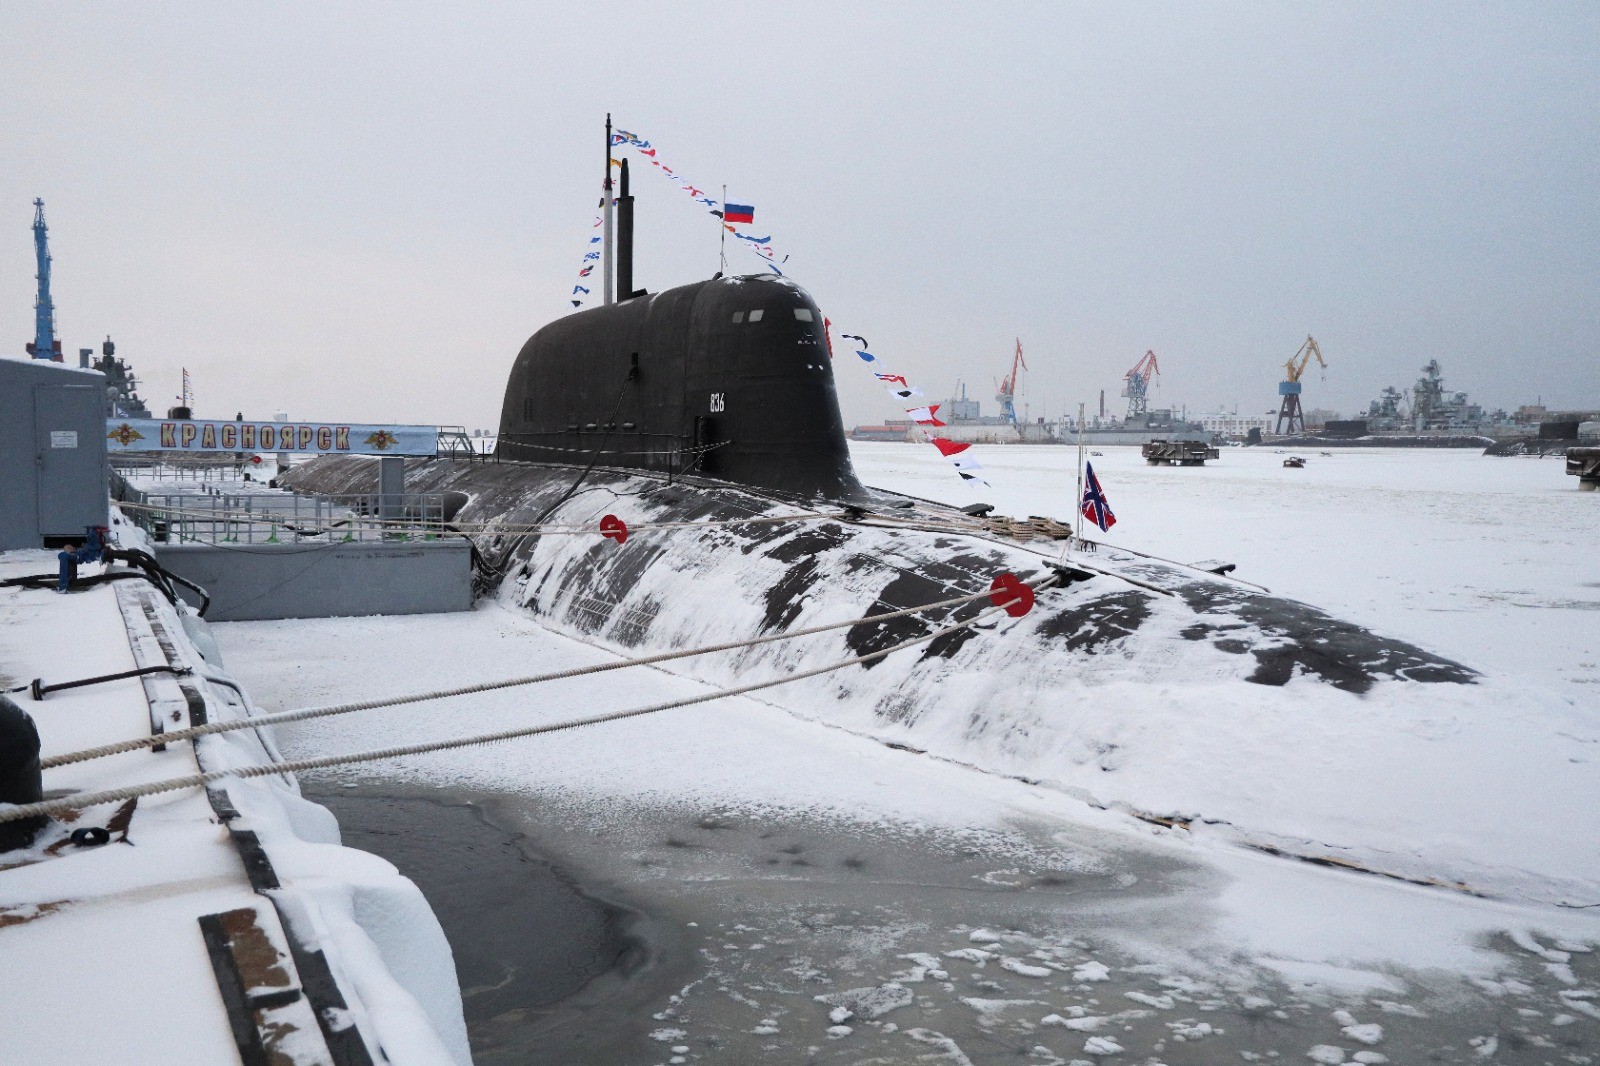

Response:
(306, 787), (659, 1064)
(304, 785), (1600, 1065)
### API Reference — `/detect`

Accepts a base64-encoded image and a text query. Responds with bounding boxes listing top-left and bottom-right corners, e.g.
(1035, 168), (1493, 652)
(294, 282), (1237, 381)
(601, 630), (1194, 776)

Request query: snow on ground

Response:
(210, 444), (1598, 1058)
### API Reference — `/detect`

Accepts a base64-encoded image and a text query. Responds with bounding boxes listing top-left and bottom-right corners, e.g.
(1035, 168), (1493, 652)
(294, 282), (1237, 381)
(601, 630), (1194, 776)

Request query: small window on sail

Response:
(731, 311), (744, 323)
(748, 309), (764, 322)
(793, 308), (814, 322)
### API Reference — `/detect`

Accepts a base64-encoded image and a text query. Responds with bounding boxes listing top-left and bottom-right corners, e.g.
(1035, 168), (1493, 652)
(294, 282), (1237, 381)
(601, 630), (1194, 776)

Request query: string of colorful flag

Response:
(575, 125), (986, 488)
(568, 187), (605, 308)
(570, 132), (785, 310)
(839, 334), (989, 486)
(610, 128), (789, 277)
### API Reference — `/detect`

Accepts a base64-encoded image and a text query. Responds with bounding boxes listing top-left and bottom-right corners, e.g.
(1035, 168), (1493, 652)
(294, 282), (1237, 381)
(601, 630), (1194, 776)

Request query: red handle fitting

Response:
(988, 572), (1035, 617)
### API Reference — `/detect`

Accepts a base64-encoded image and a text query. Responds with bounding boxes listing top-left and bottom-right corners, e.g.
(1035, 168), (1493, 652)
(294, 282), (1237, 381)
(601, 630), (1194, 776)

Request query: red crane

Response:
(996, 338), (1027, 427)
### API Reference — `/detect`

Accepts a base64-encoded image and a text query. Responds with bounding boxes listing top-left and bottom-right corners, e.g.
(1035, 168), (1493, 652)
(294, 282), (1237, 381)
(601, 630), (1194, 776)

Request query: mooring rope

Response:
(41, 575), (1058, 770)
(1, 577), (1055, 824)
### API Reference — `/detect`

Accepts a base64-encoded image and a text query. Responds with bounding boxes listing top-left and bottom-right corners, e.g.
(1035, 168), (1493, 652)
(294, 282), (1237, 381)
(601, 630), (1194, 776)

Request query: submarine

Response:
(281, 144), (1502, 886)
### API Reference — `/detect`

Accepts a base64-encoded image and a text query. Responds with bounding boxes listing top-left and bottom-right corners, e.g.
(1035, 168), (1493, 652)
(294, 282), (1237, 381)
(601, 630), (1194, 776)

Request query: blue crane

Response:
(27, 198), (60, 361)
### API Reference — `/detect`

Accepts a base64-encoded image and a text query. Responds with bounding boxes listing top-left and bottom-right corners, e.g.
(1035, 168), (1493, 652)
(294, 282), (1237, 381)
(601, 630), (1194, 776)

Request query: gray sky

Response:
(3, 3), (1596, 430)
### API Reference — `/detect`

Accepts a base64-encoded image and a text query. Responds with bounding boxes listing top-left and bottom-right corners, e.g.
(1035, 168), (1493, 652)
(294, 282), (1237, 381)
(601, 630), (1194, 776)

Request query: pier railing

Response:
(113, 478), (452, 545)
(109, 454), (269, 480)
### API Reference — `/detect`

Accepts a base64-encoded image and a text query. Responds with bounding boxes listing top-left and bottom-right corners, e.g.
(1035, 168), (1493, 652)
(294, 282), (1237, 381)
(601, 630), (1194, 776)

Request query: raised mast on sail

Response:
(603, 114), (616, 306)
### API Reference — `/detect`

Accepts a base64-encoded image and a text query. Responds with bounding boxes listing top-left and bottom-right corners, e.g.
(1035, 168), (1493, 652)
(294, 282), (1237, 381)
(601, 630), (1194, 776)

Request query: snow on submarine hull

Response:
(289, 269), (1470, 699)
(282, 272), (1600, 903)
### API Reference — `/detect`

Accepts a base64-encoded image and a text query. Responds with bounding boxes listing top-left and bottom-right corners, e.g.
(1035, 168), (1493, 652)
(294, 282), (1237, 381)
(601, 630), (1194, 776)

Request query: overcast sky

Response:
(3, 3), (1596, 430)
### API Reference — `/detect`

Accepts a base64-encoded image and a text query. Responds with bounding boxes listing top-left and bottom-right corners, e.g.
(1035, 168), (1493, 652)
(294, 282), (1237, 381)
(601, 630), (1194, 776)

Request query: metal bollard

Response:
(0, 695), (48, 851)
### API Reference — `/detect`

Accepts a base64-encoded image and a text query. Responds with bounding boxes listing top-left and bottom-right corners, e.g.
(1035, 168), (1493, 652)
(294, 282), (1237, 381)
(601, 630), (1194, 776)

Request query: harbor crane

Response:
(26, 198), (61, 361)
(996, 338), (1027, 429)
(1121, 350), (1160, 421)
(1274, 335), (1327, 435)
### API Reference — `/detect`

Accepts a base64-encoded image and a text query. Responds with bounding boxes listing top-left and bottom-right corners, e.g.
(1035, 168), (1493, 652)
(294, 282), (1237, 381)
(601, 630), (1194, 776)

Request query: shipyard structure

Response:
(851, 346), (1207, 446)
(852, 338), (1595, 450)
(850, 392), (1206, 446)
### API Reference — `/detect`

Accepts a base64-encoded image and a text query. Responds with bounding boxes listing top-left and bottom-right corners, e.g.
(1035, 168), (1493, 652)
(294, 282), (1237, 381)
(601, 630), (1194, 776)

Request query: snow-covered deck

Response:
(0, 539), (469, 1066)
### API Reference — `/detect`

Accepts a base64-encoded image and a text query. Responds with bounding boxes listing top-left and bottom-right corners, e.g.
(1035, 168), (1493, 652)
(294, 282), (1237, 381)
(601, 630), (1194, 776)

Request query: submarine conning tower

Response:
(496, 273), (869, 501)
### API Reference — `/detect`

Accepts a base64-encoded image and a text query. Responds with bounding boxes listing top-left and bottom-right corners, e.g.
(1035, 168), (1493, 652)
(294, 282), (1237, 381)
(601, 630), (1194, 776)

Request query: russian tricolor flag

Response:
(723, 202), (755, 224)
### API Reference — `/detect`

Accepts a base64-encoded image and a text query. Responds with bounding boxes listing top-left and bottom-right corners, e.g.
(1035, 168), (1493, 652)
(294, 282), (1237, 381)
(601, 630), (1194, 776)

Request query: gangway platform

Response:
(111, 465), (471, 621)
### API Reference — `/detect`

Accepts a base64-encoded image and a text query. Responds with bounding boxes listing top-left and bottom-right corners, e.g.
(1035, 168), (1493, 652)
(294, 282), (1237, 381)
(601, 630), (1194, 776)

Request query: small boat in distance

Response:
(1283, 456), (1306, 468)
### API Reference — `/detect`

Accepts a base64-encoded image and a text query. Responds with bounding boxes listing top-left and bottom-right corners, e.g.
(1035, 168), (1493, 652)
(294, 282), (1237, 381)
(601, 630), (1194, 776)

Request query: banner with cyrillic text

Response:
(105, 419), (439, 456)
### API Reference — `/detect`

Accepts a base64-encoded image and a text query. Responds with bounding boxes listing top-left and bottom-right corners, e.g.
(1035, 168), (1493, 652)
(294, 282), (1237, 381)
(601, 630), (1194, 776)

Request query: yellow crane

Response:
(1275, 335), (1327, 435)
(1285, 336), (1327, 383)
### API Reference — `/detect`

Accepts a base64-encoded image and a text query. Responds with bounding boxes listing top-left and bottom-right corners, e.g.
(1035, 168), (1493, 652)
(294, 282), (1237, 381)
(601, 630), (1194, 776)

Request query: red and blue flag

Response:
(1081, 462), (1116, 532)
(723, 202), (755, 224)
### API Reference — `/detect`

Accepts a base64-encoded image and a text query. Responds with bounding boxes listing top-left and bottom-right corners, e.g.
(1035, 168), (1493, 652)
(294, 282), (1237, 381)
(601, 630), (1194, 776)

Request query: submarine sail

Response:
(497, 275), (863, 501)
(497, 150), (865, 502)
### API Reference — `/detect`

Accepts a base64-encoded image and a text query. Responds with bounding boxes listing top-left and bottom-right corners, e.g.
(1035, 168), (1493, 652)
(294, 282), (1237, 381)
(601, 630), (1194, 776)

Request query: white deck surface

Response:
(0, 535), (468, 1066)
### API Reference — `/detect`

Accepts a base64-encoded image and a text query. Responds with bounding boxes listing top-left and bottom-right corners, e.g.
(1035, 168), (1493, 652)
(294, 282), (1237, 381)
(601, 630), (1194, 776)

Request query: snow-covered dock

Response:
(0, 533), (469, 1066)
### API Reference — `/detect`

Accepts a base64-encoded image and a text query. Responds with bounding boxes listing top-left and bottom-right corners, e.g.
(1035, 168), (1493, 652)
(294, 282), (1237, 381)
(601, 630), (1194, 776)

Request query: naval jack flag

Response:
(1080, 461), (1116, 532)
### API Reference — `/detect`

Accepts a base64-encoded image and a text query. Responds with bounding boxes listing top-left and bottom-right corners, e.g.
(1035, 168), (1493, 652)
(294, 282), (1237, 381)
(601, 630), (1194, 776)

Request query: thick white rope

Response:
(1, 578), (1054, 824)
(42, 579), (1048, 769)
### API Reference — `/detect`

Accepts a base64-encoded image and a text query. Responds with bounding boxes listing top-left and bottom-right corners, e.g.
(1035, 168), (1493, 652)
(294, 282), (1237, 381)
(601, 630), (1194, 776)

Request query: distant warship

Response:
(89, 336), (151, 419)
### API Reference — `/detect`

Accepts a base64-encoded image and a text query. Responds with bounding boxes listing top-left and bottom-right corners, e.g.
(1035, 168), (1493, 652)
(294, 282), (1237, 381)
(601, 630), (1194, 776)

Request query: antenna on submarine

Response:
(618, 157), (642, 300)
(603, 114), (615, 306)
(719, 183), (728, 275)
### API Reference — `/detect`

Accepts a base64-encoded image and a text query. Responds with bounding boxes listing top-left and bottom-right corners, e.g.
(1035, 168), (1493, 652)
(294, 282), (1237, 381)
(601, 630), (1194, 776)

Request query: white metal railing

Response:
(117, 488), (452, 545)
(110, 455), (266, 481)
